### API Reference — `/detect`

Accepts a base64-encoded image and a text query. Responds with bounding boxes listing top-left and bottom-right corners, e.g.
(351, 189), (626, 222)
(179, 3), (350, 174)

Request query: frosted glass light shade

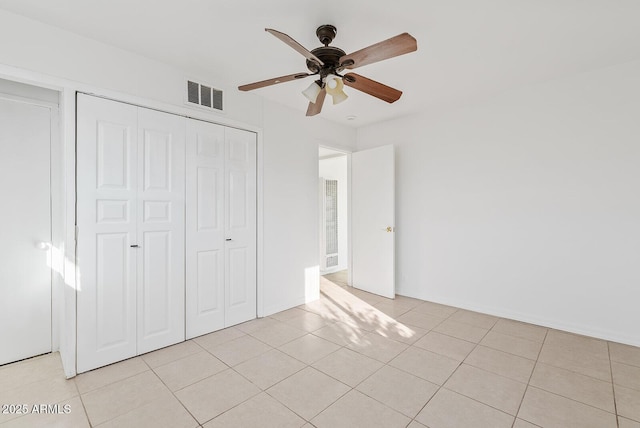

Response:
(302, 81), (322, 103)
(325, 74), (348, 105)
(331, 90), (348, 105)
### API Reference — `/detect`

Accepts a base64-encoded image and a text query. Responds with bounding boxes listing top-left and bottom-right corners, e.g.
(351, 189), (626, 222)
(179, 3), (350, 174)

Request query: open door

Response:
(351, 145), (395, 298)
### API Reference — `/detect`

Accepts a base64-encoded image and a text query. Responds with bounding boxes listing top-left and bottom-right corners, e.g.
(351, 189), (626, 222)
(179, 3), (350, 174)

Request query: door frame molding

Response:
(0, 64), (264, 378)
(318, 143), (353, 287)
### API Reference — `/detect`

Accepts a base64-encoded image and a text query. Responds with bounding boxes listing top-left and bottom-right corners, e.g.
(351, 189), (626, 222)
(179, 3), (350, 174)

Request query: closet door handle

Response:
(225, 239), (232, 241)
(130, 245), (140, 248)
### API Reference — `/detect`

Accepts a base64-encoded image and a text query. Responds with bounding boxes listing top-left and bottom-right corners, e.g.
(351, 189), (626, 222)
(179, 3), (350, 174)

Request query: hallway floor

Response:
(1, 277), (639, 427)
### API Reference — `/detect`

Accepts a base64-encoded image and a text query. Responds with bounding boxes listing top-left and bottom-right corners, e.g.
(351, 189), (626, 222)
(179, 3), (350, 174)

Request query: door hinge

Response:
(75, 225), (79, 241)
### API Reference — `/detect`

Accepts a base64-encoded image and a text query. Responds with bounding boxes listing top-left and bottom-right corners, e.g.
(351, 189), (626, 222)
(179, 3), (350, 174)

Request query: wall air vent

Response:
(326, 255), (338, 267)
(186, 80), (223, 112)
(320, 178), (339, 271)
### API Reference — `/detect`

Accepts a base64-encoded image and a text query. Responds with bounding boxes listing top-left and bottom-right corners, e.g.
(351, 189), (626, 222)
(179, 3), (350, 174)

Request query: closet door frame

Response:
(76, 93), (262, 372)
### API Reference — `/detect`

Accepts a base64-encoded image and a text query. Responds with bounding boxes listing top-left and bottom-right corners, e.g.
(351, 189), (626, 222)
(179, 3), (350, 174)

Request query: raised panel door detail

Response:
(228, 169), (247, 229)
(228, 138), (248, 162)
(228, 247), (247, 307)
(197, 133), (222, 158)
(143, 130), (171, 191)
(197, 250), (222, 314)
(96, 233), (130, 350)
(97, 122), (129, 189)
(197, 167), (220, 231)
(97, 200), (129, 223)
(141, 231), (171, 338)
(143, 201), (171, 223)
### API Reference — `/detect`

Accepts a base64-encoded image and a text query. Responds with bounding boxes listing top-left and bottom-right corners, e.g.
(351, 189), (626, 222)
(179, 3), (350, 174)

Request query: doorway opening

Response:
(318, 146), (349, 288)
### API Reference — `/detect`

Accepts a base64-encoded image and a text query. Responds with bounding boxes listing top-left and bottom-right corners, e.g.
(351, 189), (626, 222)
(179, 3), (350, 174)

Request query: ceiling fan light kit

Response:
(238, 24), (417, 116)
(325, 74), (348, 105)
(302, 80), (322, 103)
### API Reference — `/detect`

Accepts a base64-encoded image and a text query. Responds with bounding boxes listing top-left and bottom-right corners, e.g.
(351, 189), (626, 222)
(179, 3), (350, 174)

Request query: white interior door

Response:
(224, 128), (257, 326)
(136, 108), (185, 354)
(0, 97), (52, 365)
(351, 144), (395, 298)
(186, 119), (226, 338)
(77, 95), (138, 372)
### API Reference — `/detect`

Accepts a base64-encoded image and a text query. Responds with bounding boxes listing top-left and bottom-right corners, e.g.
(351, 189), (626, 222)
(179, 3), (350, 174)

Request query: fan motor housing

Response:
(306, 46), (346, 75)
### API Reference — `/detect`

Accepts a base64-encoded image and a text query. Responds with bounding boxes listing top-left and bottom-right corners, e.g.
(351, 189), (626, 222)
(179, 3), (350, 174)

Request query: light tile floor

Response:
(1, 274), (639, 427)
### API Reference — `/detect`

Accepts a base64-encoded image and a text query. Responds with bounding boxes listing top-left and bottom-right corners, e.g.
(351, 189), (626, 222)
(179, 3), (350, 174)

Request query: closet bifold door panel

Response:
(136, 108), (186, 354)
(77, 95), (186, 372)
(186, 120), (226, 338)
(186, 122), (257, 338)
(224, 128), (257, 327)
(77, 95), (139, 373)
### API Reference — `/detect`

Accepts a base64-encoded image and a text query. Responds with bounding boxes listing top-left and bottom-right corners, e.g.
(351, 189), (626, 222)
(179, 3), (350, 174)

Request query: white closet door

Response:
(224, 128), (257, 326)
(136, 108), (186, 354)
(77, 95), (138, 372)
(186, 120), (225, 338)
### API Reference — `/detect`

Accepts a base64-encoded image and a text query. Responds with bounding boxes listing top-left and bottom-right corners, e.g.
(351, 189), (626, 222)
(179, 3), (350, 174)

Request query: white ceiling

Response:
(1, 0), (639, 127)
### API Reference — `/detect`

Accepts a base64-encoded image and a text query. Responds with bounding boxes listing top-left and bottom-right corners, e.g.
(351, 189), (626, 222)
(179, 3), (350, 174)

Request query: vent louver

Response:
(325, 180), (338, 256)
(186, 80), (223, 111)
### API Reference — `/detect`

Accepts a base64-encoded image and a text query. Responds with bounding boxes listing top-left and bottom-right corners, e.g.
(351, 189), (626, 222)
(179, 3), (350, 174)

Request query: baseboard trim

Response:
(262, 296), (308, 318)
(403, 294), (640, 348)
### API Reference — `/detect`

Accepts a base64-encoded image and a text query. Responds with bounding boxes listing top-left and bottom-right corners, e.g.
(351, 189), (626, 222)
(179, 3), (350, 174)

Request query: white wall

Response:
(0, 9), (357, 374)
(319, 155), (349, 273)
(261, 105), (355, 314)
(0, 9), (262, 127)
(357, 60), (640, 346)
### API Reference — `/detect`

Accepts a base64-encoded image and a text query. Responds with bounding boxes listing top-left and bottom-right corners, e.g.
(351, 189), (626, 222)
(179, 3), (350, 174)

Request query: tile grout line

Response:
(401, 312), (490, 427)
(607, 341), (620, 428)
(76, 392), (94, 428)
(150, 345), (232, 427)
(189, 335), (316, 426)
(510, 327), (548, 428)
(76, 358), (156, 426)
(436, 320), (534, 420)
(75, 358), (150, 395)
(141, 339), (207, 371)
(223, 337), (350, 426)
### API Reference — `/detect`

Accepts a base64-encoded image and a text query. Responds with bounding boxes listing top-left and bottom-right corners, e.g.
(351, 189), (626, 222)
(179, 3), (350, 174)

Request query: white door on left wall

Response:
(0, 97), (52, 365)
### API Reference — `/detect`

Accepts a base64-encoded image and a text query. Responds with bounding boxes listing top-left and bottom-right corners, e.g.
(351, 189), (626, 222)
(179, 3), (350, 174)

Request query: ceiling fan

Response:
(238, 25), (418, 116)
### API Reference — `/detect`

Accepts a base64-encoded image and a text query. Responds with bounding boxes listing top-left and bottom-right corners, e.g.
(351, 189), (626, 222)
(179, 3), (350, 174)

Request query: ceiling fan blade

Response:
(343, 73), (402, 103)
(238, 72), (312, 91)
(340, 33), (417, 70)
(266, 28), (324, 66)
(306, 88), (326, 116)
